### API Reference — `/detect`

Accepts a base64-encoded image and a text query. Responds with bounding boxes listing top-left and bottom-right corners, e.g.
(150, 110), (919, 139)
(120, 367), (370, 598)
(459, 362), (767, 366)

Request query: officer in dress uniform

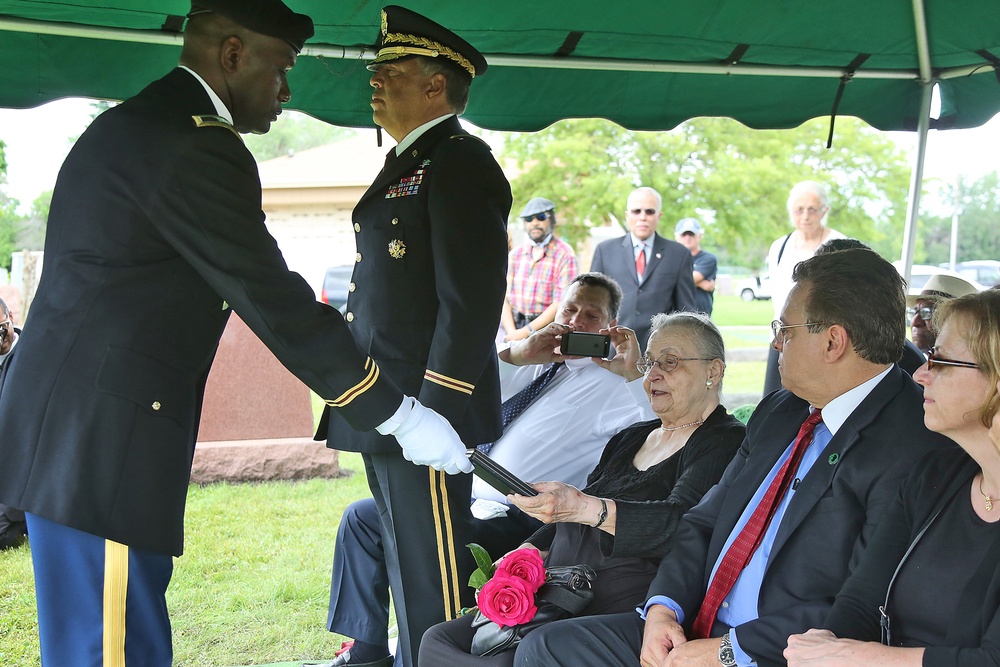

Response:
(315, 7), (512, 667)
(0, 2), (473, 666)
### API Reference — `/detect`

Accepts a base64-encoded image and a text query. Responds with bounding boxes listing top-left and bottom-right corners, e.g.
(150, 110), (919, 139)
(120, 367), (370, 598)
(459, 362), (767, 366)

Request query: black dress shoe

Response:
(314, 651), (393, 667)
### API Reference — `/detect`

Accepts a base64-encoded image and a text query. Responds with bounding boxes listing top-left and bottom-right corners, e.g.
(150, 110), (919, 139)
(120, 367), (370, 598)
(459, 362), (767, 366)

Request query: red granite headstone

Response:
(193, 312), (340, 483)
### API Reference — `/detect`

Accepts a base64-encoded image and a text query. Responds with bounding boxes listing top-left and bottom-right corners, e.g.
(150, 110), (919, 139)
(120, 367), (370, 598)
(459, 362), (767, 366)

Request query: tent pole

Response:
(899, 84), (932, 286)
(899, 0), (934, 286)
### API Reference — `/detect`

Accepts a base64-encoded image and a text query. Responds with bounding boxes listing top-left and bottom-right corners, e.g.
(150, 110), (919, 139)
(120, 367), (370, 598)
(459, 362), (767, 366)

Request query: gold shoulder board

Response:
(192, 114), (241, 139)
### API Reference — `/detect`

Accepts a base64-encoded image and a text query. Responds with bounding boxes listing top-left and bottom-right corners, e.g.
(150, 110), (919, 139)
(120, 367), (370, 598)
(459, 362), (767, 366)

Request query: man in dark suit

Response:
(0, 3), (474, 666)
(516, 248), (951, 667)
(590, 186), (696, 348)
(314, 7), (511, 667)
(0, 297), (26, 551)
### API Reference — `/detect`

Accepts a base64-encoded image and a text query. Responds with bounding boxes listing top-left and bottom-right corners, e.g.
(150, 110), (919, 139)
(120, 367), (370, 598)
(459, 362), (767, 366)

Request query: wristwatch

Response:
(718, 631), (737, 667)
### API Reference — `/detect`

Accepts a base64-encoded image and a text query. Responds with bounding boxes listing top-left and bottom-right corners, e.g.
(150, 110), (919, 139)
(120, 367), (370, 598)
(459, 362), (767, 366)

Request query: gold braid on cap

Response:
(380, 32), (476, 77)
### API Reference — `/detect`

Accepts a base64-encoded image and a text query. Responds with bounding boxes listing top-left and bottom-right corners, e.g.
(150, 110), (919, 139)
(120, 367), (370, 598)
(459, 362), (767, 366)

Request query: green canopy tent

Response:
(2, 0), (999, 275)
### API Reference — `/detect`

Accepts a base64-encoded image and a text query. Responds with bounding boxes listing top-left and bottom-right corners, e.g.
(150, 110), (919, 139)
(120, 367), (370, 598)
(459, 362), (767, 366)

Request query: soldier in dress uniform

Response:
(315, 6), (512, 667)
(0, 2), (473, 666)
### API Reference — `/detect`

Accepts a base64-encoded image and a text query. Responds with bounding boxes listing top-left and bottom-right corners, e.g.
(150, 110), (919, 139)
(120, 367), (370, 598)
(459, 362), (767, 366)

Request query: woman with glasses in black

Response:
(420, 311), (745, 666)
(786, 289), (1000, 667)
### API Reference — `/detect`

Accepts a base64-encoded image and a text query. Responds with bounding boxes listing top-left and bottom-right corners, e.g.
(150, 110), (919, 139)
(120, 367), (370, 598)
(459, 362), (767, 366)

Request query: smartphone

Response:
(468, 450), (538, 497)
(560, 331), (611, 358)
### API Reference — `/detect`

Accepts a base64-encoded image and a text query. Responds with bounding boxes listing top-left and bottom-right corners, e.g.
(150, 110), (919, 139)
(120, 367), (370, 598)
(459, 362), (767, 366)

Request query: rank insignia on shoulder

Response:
(385, 166), (427, 198)
(192, 114), (241, 140)
(388, 239), (407, 259)
(450, 134), (491, 150)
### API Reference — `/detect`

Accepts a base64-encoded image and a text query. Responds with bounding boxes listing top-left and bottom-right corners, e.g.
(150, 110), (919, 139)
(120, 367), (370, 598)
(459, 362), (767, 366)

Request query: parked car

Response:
(946, 260), (1000, 287)
(893, 262), (986, 297)
(737, 274), (772, 301)
(321, 265), (354, 312)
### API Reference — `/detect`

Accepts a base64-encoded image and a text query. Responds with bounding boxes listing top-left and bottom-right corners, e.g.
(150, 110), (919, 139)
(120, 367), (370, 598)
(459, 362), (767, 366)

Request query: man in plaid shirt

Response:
(501, 197), (579, 341)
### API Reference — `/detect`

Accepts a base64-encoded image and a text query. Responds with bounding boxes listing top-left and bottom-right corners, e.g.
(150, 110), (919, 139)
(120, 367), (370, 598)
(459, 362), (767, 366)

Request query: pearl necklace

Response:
(660, 419), (705, 432)
(980, 476), (996, 512)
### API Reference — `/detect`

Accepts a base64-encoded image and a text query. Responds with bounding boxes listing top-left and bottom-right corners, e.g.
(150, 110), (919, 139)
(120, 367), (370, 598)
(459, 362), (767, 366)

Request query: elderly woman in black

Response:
(419, 311), (746, 666)
(785, 289), (1000, 667)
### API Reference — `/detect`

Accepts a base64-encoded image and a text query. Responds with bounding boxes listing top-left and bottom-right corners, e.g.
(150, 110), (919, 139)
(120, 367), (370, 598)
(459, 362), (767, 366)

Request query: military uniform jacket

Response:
(319, 115), (511, 453)
(0, 69), (400, 556)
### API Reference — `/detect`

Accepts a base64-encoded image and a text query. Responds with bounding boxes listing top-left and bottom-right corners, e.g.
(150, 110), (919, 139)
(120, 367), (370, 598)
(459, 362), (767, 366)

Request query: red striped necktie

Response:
(690, 409), (824, 639)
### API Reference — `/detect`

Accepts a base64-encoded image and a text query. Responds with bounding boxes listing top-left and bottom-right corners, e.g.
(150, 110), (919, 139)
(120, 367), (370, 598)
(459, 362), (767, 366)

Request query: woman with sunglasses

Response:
(785, 289), (1000, 667)
(419, 311), (745, 666)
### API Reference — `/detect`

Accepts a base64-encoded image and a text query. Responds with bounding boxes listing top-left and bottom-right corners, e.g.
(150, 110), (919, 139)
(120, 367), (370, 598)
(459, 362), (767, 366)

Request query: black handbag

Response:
(469, 564), (597, 656)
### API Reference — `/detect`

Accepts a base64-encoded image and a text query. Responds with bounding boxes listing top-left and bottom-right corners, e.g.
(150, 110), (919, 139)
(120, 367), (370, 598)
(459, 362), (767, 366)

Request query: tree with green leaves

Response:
(498, 117), (912, 269)
(918, 172), (1000, 265)
(0, 140), (22, 271)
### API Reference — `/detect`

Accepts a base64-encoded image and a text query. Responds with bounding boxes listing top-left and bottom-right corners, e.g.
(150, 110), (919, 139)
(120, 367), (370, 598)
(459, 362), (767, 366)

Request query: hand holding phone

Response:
(559, 331), (611, 358)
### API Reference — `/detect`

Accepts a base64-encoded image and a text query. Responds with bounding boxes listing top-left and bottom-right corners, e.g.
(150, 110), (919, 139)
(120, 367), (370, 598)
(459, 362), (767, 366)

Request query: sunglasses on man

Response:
(906, 305), (934, 322)
(629, 208), (657, 216)
(522, 212), (551, 223)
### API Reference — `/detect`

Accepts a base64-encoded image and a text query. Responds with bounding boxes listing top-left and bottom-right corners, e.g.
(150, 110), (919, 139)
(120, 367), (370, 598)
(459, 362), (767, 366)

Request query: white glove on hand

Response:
(387, 398), (474, 475)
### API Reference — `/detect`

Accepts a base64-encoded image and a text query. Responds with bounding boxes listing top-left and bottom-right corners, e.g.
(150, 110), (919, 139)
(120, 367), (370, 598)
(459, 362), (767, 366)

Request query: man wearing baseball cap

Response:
(675, 217), (718, 316)
(501, 197), (579, 341)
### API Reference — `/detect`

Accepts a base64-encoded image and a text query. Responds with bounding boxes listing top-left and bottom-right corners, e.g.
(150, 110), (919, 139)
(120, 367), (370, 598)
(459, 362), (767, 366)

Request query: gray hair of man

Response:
(786, 180), (830, 211)
(647, 310), (726, 392)
(629, 186), (663, 211)
(419, 56), (471, 114)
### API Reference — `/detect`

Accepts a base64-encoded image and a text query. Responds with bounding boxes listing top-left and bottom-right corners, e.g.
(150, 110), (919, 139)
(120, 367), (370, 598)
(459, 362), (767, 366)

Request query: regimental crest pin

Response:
(388, 239), (407, 259)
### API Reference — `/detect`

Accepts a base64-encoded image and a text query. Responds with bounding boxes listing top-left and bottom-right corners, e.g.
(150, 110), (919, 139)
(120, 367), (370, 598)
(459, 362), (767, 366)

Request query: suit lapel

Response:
(770, 367), (904, 555)
(707, 394), (809, 562)
(618, 235), (640, 285)
(642, 234), (667, 280)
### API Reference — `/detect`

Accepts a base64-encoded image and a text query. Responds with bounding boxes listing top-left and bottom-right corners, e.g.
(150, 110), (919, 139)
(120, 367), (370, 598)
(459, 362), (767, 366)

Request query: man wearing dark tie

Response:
(313, 7), (511, 667)
(589, 186), (696, 348)
(515, 248), (951, 667)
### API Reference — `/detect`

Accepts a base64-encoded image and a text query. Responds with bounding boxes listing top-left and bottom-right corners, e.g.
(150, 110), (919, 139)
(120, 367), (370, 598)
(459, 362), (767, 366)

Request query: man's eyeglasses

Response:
(522, 212), (550, 223)
(0, 318), (10, 339)
(790, 206), (824, 217)
(629, 208), (657, 216)
(926, 348), (979, 371)
(636, 353), (714, 375)
(770, 319), (826, 344)
(906, 305), (933, 322)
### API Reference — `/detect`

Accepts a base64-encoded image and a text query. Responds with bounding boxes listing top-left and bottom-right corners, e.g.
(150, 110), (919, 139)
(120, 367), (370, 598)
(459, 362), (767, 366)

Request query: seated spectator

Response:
(907, 273), (979, 356)
(418, 311), (746, 666)
(814, 238), (925, 375)
(321, 273), (655, 667)
(785, 289), (1000, 667)
(515, 248), (950, 667)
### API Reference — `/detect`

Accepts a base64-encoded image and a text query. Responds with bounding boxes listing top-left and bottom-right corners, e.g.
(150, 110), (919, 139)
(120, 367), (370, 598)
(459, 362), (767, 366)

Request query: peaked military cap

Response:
(367, 5), (488, 78)
(188, 0), (314, 53)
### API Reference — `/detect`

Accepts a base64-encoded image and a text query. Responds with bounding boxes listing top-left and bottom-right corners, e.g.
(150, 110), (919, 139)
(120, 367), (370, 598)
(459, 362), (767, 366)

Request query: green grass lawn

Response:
(711, 294), (775, 327)
(0, 453), (376, 667)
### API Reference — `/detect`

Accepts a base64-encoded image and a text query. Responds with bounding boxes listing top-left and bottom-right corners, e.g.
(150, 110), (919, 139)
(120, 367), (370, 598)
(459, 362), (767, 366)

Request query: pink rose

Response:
(477, 572), (538, 627)
(496, 548), (546, 590)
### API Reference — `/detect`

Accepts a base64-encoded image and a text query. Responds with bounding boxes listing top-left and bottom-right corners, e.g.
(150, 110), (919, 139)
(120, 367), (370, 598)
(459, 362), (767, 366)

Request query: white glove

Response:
(383, 397), (474, 474)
